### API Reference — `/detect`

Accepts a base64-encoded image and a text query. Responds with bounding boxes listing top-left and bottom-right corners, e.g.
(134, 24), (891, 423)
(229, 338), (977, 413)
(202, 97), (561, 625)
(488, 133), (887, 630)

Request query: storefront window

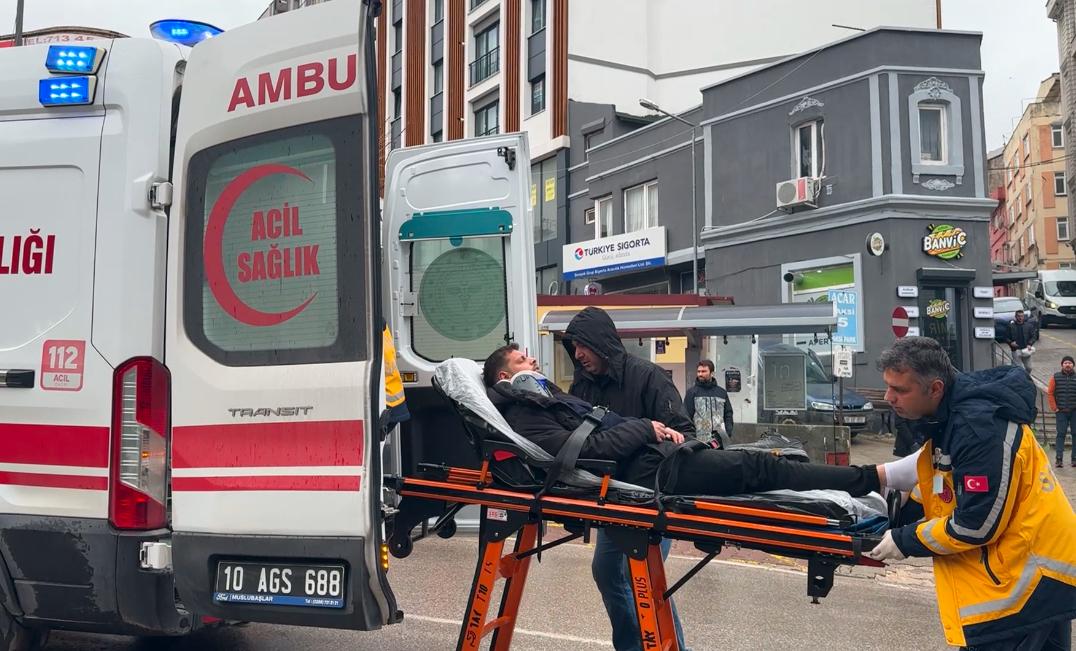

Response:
(918, 286), (963, 370)
(781, 254), (863, 354)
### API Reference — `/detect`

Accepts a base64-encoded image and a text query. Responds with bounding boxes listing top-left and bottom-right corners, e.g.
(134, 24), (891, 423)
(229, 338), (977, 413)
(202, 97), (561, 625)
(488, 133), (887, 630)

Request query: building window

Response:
(432, 131), (443, 143)
(470, 23), (499, 85)
(1056, 171), (1067, 196)
(596, 196), (612, 238)
(1008, 205), (1015, 226)
(1023, 132), (1031, 160)
(474, 99), (499, 136)
(433, 0), (444, 22)
(393, 89), (402, 118)
(470, 0), (488, 9)
(584, 208), (595, 226)
(780, 254), (864, 353)
(918, 105), (947, 164)
(1026, 181), (1032, 206)
(909, 79), (964, 180)
(1061, 262), (1074, 269)
(1053, 123), (1065, 148)
(1059, 217), (1070, 242)
(530, 158), (557, 243)
(530, 75), (545, 115)
(794, 120), (824, 178)
(393, 21), (403, 53)
(432, 61), (443, 94)
(531, 0), (545, 33)
(1029, 225), (1036, 248)
(624, 181), (658, 232)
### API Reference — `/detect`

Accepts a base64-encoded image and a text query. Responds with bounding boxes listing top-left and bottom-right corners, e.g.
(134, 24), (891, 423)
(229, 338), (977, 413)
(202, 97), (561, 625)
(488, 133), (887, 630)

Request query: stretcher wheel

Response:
(390, 536), (414, 559)
(436, 519), (458, 539)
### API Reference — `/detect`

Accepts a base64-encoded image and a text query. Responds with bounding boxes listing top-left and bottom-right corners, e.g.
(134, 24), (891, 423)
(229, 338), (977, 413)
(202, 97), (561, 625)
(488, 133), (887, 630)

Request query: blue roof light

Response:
(45, 45), (104, 74)
(149, 20), (223, 47)
(39, 76), (97, 106)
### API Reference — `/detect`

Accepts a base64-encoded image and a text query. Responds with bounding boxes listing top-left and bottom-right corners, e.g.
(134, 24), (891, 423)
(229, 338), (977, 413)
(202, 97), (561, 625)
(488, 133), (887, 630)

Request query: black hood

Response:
(562, 307), (626, 381)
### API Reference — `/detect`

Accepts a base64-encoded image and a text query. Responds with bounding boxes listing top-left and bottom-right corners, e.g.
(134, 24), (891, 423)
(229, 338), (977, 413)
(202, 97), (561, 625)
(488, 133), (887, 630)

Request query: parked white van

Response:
(1028, 269), (1076, 327)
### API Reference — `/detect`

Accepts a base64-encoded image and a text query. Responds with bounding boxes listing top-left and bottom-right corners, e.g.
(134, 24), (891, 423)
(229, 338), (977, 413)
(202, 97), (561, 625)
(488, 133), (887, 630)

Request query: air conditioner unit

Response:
(776, 177), (820, 210)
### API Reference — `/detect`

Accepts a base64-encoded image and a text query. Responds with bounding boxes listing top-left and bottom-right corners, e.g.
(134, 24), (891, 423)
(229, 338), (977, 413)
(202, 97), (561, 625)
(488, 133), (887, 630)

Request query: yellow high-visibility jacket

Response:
(382, 326), (409, 427)
(897, 421), (1076, 646)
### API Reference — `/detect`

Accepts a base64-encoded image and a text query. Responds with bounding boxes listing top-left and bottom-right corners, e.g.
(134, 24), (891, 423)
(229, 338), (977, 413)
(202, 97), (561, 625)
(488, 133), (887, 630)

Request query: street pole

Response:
(14, 0), (25, 46)
(690, 124), (698, 294)
(639, 99), (700, 294)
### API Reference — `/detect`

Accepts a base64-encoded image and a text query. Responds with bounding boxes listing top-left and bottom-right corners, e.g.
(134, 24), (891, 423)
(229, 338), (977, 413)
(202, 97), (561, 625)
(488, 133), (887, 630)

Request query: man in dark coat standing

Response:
(562, 306), (694, 651)
(683, 359), (734, 448)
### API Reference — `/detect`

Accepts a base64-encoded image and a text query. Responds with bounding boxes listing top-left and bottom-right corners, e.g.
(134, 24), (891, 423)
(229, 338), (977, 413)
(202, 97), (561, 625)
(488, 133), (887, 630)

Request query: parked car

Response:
(757, 343), (877, 438)
(993, 296), (1028, 343)
(1027, 270), (1076, 328)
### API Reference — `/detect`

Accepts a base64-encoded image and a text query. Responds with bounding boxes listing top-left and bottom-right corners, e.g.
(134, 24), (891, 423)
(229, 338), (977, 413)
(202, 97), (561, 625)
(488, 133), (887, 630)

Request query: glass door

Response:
(918, 285), (965, 370)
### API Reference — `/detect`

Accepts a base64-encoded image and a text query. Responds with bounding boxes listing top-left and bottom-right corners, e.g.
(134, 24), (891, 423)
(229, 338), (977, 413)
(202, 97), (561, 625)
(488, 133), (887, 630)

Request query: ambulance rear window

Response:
(183, 117), (366, 365)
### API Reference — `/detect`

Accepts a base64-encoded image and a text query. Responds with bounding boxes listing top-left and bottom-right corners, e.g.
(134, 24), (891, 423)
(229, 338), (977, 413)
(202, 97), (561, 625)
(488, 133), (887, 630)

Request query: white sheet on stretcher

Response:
(434, 358), (887, 521)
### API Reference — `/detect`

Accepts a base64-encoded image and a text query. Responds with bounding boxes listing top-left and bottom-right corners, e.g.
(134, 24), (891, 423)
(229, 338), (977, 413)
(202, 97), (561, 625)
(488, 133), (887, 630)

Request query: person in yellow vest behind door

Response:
(382, 325), (410, 431)
(867, 337), (1075, 650)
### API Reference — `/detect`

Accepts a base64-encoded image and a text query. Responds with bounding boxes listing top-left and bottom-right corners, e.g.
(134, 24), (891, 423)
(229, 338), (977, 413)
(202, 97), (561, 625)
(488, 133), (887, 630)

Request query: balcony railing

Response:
(469, 47), (499, 86)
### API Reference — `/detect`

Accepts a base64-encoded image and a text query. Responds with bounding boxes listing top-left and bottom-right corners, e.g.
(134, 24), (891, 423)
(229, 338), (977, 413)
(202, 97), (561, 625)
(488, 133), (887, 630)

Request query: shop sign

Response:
(973, 286), (994, 299)
(562, 227), (666, 280)
(926, 298), (951, 319)
(867, 232), (886, 257)
(897, 286), (919, 298)
(973, 307), (994, 319)
(829, 290), (858, 347)
(975, 327), (995, 339)
(834, 347), (854, 378)
(907, 326), (921, 336)
(922, 224), (967, 260)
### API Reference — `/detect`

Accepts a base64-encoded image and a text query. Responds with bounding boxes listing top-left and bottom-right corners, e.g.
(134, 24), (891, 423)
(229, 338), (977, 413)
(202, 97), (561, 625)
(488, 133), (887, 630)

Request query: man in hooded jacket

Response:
(562, 306), (694, 650)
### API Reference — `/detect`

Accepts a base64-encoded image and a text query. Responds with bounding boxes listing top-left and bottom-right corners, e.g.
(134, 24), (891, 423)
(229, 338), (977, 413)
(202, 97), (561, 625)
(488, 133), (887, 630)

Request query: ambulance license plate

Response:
(213, 561), (346, 609)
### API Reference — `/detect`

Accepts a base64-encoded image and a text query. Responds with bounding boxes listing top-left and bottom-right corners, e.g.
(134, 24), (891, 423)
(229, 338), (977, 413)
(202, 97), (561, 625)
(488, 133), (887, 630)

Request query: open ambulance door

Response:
(383, 134), (537, 485)
(165, 0), (398, 630)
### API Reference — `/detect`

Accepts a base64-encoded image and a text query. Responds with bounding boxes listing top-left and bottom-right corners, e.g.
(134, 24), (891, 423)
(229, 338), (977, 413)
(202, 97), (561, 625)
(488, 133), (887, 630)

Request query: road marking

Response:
(1042, 332), (1076, 350)
(406, 614), (613, 647)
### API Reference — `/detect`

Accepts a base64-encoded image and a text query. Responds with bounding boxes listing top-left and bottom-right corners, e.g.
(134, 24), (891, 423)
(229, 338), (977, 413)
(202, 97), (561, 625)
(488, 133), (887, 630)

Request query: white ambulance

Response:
(0, 0), (534, 647)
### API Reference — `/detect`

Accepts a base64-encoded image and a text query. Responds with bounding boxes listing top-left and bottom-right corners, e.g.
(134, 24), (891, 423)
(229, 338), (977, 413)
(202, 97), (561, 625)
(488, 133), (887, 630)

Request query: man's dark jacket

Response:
(684, 378), (734, 438)
(1008, 319), (1038, 349)
(562, 307), (694, 436)
(489, 383), (675, 488)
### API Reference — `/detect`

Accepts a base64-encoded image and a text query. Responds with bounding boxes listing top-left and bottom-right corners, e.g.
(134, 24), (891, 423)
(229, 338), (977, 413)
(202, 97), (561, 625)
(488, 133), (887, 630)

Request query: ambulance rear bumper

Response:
(0, 514), (193, 636)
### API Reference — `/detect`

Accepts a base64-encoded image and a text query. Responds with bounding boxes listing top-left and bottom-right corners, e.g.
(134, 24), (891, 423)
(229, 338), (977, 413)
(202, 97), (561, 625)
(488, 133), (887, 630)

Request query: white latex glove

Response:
(866, 531), (906, 562)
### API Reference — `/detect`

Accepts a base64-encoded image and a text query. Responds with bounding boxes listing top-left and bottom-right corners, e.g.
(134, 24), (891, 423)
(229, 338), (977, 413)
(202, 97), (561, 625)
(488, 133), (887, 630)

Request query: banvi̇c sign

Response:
(562, 227), (666, 280)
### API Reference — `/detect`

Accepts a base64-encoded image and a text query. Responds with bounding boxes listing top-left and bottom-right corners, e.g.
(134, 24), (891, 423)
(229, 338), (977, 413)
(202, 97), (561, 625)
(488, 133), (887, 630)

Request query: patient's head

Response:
(483, 344), (539, 387)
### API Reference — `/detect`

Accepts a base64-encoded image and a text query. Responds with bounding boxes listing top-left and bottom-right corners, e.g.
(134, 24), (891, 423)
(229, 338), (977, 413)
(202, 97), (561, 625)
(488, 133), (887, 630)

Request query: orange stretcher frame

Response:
(388, 466), (883, 651)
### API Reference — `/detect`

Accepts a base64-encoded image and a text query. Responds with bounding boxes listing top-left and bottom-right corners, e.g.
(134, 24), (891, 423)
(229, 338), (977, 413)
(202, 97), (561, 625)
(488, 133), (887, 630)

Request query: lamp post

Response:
(14, 0), (25, 46)
(640, 98), (699, 294)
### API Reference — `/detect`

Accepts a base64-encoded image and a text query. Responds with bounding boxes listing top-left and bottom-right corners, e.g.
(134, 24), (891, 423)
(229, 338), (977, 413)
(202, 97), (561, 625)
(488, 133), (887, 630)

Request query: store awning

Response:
(992, 270), (1036, 285)
(538, 303), (837, 337)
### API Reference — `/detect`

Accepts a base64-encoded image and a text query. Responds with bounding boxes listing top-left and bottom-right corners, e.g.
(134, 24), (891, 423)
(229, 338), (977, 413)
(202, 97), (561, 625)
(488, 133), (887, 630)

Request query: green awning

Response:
(398, 207), (513, 241)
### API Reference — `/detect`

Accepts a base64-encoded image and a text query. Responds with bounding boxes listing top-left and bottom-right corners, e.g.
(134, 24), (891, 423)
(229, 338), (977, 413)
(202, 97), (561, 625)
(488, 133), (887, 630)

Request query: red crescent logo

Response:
(203, 163), (318, 327)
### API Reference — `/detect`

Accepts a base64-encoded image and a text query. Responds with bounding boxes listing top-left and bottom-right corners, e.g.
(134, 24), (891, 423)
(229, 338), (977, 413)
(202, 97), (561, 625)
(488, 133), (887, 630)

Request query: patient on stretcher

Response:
(483, 348), (883, 498)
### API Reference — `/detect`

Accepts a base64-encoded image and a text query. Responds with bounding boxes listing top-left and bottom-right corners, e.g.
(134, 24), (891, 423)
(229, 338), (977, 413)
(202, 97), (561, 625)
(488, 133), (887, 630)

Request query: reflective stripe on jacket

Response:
(898, 424), (1076, 646)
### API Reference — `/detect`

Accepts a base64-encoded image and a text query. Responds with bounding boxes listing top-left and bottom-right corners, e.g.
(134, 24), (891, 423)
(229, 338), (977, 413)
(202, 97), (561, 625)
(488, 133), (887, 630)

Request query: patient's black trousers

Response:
(667, 449), (880, 497)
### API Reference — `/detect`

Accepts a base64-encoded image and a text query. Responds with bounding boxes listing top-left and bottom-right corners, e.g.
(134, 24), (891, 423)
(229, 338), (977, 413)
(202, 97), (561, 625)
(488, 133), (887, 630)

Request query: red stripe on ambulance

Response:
(0, 424), (109, 467)
(172, 420), (364, 469)
(0, 472), (107, 491)
(172, 475), (360, 492)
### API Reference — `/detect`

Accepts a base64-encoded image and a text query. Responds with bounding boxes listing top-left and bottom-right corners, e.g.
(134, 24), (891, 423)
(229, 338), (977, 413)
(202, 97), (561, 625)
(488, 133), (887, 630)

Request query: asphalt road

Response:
(45, 433), (1076, 650)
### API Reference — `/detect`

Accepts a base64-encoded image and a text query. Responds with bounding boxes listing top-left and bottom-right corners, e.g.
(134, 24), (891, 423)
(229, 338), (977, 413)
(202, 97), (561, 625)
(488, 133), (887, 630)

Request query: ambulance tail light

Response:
(110, 358), (170, 530)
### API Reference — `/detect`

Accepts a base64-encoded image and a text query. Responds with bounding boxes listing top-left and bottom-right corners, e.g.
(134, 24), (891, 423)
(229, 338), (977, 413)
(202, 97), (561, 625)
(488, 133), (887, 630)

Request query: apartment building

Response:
(1000, 74), (1072, 270)
(1048, 0), (1076, 248)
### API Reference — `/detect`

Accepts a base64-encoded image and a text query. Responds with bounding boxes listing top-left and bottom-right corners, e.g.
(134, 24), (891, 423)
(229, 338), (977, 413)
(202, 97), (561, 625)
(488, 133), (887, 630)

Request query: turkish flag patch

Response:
(964, 475), (989, 493)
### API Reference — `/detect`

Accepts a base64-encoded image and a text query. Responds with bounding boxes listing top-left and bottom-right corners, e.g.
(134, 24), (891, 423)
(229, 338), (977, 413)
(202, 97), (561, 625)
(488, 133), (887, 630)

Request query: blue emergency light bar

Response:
(38, 76), (97, 106)
(149, 19), (223, 47)
(45, 45), (104, 74)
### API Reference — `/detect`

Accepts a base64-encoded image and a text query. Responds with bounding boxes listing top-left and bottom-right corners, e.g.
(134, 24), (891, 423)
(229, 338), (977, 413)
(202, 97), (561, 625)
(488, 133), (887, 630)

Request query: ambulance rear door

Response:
(166, 0), (396, 630)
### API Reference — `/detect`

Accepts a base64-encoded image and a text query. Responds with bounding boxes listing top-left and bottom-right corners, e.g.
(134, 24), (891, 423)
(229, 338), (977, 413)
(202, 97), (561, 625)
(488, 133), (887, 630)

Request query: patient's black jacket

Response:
(489, 383), (880, 496)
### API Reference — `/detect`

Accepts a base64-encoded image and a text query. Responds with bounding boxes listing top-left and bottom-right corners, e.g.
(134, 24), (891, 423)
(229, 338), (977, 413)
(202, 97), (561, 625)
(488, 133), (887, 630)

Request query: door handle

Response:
(0, 370), (34, 388)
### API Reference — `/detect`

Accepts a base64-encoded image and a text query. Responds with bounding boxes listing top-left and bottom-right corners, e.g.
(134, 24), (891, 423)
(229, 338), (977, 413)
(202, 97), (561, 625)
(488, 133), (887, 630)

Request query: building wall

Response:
(1000, 75), (1072, 271)
(1049, 0), (1076, 248)
(566, 0), (938, 115)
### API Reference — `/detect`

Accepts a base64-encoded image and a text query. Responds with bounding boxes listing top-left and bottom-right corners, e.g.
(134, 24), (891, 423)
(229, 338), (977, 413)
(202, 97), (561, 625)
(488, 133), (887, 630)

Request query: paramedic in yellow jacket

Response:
(867, 337), (1075, 649)
(382, 325), (409, 430)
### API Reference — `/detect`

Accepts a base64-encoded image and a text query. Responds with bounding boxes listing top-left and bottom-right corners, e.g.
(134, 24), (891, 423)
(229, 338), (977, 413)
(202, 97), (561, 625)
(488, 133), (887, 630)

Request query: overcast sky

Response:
(0, 0), (1061, 151)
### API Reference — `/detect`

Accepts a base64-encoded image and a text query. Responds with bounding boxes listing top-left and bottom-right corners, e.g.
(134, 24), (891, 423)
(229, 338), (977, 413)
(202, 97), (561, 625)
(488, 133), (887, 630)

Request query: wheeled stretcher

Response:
(387, 359), (887, 650)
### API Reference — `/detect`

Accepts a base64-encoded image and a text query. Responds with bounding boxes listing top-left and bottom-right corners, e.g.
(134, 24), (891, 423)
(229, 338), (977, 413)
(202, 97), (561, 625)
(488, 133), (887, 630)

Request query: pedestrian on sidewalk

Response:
(1008, 310), (1038, 374)
(684, 359), (734, 449)
(1048, 355), (1076, 468)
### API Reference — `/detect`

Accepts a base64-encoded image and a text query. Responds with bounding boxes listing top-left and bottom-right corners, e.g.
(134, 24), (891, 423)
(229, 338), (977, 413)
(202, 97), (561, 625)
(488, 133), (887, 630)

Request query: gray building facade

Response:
(562, 28), (995, 387)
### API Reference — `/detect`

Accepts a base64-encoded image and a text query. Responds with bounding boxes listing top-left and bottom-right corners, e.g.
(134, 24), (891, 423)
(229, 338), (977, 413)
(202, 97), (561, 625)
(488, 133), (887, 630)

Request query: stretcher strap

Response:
(540, 406), (607, 497)
(652, 439), (709, 529)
